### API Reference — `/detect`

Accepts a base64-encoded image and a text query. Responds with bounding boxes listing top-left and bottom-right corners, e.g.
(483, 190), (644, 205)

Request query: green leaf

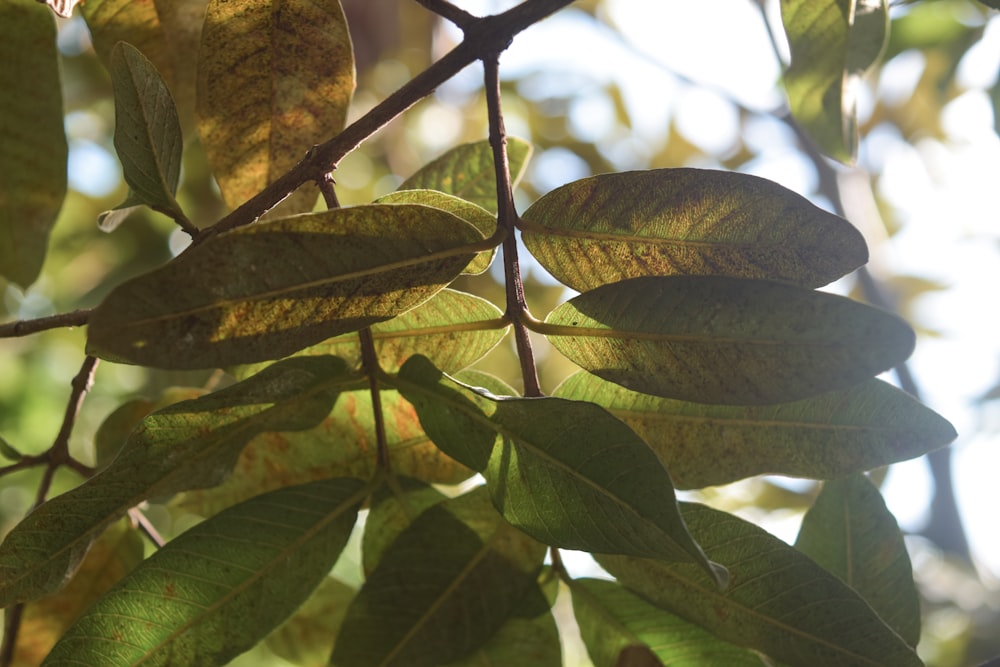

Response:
(780, 0), (889, 162)
(444, 581), (562, 667)
(544, 276), (915, 405)
(553, 373), (956, 489)
(376, 190), (498, 274)
(0, 356), (348, 606)
(399, 137), (533, 214)
(395, 356), (727, 587)
(599, 503), (923, 667)
(361, 478), (448, 577)
(197, 0), (354, 214)
(236, 288), (508, 378)
(570, 578), (764, 667)
(43, 478), (366, 666)
(12, 521), (143, 666)
(0, 434), (23, 462)
(796, 474), (921, 646)
(0, 0), (66, 289)
(101, 41), (187, 231)
(332, 486), (546, 667)
(178, 387), (472, 517)
(86, 204), (486, 369)
(265, 576), (356, 667)
(520, 169), (867, 291)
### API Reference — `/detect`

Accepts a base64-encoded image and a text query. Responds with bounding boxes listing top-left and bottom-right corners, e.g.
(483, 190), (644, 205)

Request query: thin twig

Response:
(359, 329), (391, 473)
(129, 507), (166, 548)
(0, 603), (24, 667)
(201, 0), (574, 239)
(318, 172), (340, 209)
(0, 309), (91, 338)
(412, 0), (478, 28)
(483, 55), (542, 397)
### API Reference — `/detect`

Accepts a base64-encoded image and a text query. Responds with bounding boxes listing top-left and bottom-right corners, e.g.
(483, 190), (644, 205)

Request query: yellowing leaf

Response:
(0, 0), (66, 289)
(553, 373), (956, 489)
(521, 169), (867, 291)
(197, 0), (355, 213)
(86, 204), (486, 369)
(544, 276), (914, 405)
(42, 478), (367, 666)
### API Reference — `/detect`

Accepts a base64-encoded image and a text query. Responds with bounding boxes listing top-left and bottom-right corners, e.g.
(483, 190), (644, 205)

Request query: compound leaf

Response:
(544, 276), (914, 405)
(42, 478), (366, 666)
(0, 356), (348, 606)
(553, 373), (956, 488)
(520, 169), (867, 291)
(796, 474), (921, 646)
(599, 503), (923, 667)
(86, 205), (484, 369)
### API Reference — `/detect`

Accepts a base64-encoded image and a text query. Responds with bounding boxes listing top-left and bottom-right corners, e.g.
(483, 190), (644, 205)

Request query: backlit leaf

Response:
(11, 521), (143, 667)
(553, 373), (956, 489)
(332, 486), (546, 667)
(796, 474), (921, 646)
(0, 356), (348, 606)
(42, 478), (366, 666)
(780, 0), (889, 162)
(376, 189), (498, 274)
(0, 0), (66, 289)
(520, 169), (867, 291)
(599, 503), (923, 667)
(395, 355), (727, 587)
(86, 204), (485, 369)
(197, 0), (354, 214)
(265, 576), (356, 667)
(101, 42), (187, 231)
(571, 578), (763, 667)
(544, 276), (915, 405)
(399, 137), (533, 213)
(361, 478), (448, 577)
(178, 387), (472, 517)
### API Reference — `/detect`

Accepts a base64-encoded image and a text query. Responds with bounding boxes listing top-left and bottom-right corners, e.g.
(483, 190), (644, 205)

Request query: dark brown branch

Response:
(484, 55), (542, 397)
(0, 309), (90, 338)
(202, 0), (574, 238)
(0, 603), (23, 667)
(359, 328), (391, 472)
(412, 0), (477, 28)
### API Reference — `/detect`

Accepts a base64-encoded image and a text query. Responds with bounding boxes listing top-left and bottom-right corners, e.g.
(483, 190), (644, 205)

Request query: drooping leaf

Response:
(544, 276), (915, 405)
(86, 204), (485, 369)
(265, 576), (356, 667)
(571, 578), (764, 667)
(0, 0), (66, 289)
(235, 288), (508, 378)
(197, 0), (355, 214)
(796, 474), (921, 646)
(100, 42), (188, 231)
(599, 502), (923, 667)
(395, 355), (727, 587)
(332, 486), (546, 667)
(361, 478), (448, 577)
(376, 190), (498, 274)
(398, 137), (533, 214)
(780, 0), (889, 162)
(0, 356), (349, 606)
(178, 387), (472, 517)
(11, 521), (143, 667)
(553, 373), (956, 488)
(520, 169), (867, 291)
(43, 478), (367, 666)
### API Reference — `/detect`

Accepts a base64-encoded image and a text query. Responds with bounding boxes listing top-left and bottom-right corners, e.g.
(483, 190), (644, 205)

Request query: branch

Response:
(0, 309), (90, 338)
(484, 55), (541, 397)
(202, 0), (574, 238)
(412, 0), (477, 28)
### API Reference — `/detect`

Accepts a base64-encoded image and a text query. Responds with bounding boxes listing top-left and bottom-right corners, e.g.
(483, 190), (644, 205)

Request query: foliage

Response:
(6, 0), (996, 665)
